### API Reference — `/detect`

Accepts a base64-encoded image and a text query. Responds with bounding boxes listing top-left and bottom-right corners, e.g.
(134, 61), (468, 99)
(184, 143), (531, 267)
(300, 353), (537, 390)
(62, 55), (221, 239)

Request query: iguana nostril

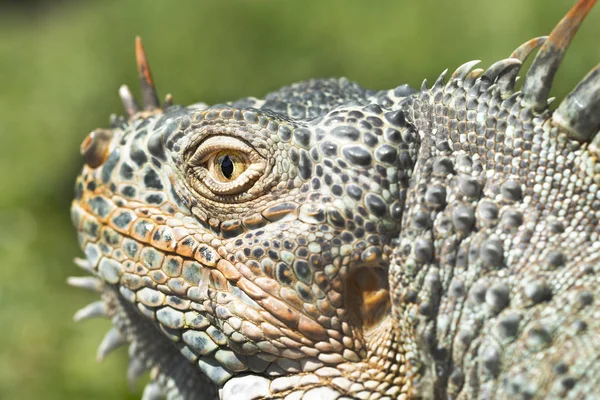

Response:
(80, 129), (113, 168)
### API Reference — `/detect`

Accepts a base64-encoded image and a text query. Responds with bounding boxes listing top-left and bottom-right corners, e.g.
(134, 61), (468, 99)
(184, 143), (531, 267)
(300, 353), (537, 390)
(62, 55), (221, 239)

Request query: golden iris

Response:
(210, 151), (246, 182)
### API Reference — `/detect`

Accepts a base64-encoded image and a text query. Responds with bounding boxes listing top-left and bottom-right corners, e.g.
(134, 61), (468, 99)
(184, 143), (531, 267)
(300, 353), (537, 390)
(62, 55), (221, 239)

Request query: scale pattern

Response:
(70, 2), (600, 399)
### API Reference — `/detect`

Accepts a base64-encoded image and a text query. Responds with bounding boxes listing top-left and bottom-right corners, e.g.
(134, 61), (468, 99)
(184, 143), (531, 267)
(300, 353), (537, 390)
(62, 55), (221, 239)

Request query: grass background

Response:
(0, 1), (598, 398)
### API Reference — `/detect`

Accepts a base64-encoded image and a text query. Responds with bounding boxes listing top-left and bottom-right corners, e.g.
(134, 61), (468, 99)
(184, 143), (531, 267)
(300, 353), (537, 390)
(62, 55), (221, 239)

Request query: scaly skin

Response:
(70, 2), (600, 399)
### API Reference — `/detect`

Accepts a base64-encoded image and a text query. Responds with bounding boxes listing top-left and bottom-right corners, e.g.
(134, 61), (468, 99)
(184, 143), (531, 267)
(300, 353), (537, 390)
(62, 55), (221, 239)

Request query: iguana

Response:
(69, 0), (600, 398)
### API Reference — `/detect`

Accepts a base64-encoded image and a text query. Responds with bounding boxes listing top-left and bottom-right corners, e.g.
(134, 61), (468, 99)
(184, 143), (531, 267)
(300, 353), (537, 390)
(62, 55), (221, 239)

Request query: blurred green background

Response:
(0, 0), (598, 398)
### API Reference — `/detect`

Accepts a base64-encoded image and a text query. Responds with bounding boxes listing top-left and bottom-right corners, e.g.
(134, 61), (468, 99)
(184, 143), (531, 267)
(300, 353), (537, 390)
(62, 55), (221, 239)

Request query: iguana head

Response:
(71, 0), (600, 398)
(71, 36), (420, 398)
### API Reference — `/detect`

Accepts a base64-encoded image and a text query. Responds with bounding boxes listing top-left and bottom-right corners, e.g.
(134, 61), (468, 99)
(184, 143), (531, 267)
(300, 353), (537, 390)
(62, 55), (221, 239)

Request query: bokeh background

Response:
(1, 0), (598, 398)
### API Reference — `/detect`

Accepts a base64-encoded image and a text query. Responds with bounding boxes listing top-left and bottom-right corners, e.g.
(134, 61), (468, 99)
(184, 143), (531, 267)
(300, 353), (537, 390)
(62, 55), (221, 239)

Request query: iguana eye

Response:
(188, 136), (266, 196)
(208, 151), (247, 182)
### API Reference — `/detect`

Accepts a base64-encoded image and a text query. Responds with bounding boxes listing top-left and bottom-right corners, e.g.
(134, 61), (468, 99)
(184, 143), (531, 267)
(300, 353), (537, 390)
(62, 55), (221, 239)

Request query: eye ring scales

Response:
(187, 136), (267, 197)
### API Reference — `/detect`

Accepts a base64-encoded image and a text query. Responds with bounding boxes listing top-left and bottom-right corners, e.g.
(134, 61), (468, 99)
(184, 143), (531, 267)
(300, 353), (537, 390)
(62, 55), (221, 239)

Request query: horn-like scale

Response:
(522, 0), (597, 111)
(118, 36), (172, 118)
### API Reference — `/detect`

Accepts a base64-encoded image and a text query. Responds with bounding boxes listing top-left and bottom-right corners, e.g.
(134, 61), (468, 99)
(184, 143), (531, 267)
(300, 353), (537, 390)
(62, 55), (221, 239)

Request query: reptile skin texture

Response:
(70, 1), (600, 399)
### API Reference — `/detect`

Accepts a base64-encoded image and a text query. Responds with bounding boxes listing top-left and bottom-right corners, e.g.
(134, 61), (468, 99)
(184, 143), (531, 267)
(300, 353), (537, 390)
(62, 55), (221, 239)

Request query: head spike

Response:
(464, 68), (484, 89)
(127, 357), (149, 391)
(553, 63), (600, 141)
(141, 382), (165, 400)
(481, 58), (522, 90)
(164, 93), (174, 108)
(521, 0), (597, 111)
(67, 276), (103, 292)
(502, 91), (522, 108)
(96, 327), (126, 362)
(109, 113), (126, 129)
(451, 60), (481, 80)
(74, 257), (93, 272)
(135, 36), (161, 111)
(498, 37), (548, 95)
(590, 129), (600, 155)
(73, 300), (108, 322)
(119, 84), (140, 117)
(433, 69), (449, 89)
(510, 36), (548, 61)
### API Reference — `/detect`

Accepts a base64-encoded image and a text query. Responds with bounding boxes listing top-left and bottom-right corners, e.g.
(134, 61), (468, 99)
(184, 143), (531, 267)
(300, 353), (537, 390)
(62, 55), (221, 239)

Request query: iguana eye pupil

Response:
(219, 155), (234, 179)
